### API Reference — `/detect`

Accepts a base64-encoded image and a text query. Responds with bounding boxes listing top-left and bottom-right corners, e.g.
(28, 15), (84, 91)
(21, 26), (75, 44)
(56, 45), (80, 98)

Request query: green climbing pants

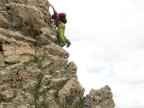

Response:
(57, 22), (70, 44)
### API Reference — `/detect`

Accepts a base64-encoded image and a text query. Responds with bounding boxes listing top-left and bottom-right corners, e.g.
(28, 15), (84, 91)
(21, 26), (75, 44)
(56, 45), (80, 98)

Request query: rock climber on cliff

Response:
(49, 3), (71, 48)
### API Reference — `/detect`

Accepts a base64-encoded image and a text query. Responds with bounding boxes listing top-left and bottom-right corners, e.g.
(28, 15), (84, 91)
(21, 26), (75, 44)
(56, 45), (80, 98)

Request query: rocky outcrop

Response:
(0, 0), (84, 108)
(84, 85), (115, 108)
(0, 0), (115, 108)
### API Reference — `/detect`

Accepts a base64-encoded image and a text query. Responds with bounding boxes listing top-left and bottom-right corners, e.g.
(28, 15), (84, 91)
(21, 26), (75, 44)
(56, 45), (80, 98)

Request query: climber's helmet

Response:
(59, 13), (66, 18)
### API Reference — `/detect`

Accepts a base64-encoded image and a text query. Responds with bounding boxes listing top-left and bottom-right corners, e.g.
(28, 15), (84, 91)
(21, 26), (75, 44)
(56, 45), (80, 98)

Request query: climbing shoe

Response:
(67, 42), (71, 48)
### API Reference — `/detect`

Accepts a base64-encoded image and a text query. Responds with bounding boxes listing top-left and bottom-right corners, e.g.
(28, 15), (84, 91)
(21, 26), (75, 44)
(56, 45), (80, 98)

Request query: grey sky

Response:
(50, 0), (144, 108)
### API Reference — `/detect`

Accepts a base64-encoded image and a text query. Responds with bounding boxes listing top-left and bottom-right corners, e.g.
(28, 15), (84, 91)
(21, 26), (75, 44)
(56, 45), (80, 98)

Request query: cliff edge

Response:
(0, 0), (115, 108)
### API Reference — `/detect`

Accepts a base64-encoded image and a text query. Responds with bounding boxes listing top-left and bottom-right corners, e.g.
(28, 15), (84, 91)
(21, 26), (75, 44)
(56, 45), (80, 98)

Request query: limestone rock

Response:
(20, 54), (34, 63)
(84, 85), (115, 108)
(0, 0), (115, 107)
(42, 44), (69, 59)
(58, 77), (85, 106)
(2, 43), (35, 63)
(0, 52), (4, 64)
(0, 28), (36, 44)
(2, 44), (35, 56)
(45, 97), (59, 108)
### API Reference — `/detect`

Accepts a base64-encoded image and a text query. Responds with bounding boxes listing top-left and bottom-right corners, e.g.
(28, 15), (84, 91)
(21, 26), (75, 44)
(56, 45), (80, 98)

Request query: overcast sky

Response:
(49, 0), (144, 108)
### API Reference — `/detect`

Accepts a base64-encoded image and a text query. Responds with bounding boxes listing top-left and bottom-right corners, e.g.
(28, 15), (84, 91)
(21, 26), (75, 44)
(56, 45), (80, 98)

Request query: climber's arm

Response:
(49, 3), (59, 21)
(50, 3), (56, 12)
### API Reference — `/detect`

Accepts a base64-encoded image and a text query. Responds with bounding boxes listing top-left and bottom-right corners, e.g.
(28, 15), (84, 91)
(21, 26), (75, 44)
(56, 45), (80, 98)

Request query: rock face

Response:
(0, 0), (84, 108)
(84, 85), (115, 108)
(0, 0), (115, 108)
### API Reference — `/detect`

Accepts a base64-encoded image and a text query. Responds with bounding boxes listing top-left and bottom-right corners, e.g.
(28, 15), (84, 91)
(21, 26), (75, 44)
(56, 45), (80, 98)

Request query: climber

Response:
(49, 3), (71, 48)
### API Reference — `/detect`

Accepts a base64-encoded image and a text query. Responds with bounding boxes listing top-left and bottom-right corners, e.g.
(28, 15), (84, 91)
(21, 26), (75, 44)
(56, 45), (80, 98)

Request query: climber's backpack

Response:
(51, 12), (67, 26)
